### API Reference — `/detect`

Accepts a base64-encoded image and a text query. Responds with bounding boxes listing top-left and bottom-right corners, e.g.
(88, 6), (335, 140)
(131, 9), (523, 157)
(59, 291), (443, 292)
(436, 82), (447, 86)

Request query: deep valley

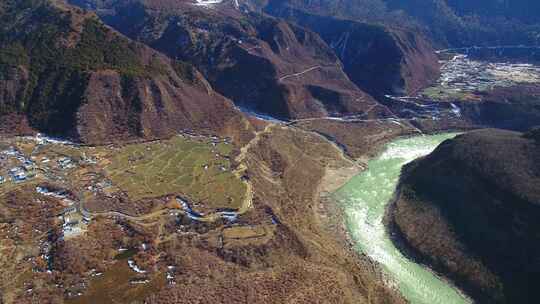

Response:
(1, 0), (540, 304)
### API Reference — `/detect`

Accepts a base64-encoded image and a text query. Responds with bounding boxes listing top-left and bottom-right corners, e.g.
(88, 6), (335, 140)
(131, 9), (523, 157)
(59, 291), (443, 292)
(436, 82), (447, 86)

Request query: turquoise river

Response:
(334, 133), (471, 304)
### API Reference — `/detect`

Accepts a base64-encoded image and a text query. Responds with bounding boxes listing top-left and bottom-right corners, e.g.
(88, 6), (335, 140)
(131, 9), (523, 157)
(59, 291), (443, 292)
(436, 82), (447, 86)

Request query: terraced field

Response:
(103, 136), (246, 210)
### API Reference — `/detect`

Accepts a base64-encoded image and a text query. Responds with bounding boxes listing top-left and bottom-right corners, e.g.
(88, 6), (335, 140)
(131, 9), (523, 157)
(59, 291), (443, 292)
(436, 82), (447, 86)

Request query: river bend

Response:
(335, 134), (470, 304)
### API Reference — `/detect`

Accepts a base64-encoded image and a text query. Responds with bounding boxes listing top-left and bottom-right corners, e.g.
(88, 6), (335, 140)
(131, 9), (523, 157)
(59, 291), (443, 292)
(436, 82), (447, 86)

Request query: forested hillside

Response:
(0, 0), (253, 144)
(256, 0), (540, 47)
(384, 0), (540, 47)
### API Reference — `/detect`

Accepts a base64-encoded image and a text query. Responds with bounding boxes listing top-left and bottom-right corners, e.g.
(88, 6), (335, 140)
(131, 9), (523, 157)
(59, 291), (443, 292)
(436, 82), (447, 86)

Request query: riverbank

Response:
(384, 173), (473, 303)
(316, 152), (401, 298)
(313, 128), (416, 296)
(325, 132), (470, 304)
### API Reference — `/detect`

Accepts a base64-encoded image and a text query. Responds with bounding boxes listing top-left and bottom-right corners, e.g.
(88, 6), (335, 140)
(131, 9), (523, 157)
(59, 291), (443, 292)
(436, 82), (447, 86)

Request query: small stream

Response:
(334, 133), (471, 304)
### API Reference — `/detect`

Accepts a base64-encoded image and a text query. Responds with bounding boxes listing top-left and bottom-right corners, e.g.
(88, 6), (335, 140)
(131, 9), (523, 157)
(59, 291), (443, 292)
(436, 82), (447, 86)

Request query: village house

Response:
(59, 207), (87, 238)
(58, 157), (74, 169)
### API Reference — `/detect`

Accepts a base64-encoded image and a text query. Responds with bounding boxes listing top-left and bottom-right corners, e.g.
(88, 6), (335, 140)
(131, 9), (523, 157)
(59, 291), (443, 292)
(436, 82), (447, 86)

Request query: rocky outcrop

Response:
(69, 0), (389, 120)
(0, 0), (253, 145)
(388, 129), (540, 303)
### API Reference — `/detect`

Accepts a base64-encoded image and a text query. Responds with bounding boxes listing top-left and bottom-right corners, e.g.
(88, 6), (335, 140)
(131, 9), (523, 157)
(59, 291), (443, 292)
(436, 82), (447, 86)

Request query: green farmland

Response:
(104, 136), (245, 210)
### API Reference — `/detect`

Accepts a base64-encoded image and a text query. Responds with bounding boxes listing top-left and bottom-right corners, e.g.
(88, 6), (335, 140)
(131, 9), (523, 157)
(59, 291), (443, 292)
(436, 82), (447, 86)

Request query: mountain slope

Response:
(245, 0), (540, 48)
(247, 0), (439, 98)
(68, 0), (395, 120)
(0, 0), (254, 144)
(255, 3), (440, 96)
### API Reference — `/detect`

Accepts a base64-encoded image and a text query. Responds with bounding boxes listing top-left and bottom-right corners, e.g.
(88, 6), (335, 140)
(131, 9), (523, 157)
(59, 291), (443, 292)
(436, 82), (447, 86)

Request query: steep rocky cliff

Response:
(71, 0), (387, 120)
(0, 0), (254, 144)
(388, 129), (540, 303)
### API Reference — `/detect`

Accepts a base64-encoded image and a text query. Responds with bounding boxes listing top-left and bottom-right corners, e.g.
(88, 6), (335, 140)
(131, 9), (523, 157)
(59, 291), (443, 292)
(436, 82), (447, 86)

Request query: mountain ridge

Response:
(0, 0), (255, 145)
(68, 0), (443, 120)
(68, 0), (393, 119)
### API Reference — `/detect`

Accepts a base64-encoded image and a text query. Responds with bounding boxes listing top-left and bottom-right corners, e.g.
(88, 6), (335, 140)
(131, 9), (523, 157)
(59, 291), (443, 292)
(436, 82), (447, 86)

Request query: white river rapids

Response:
(334, 133), (471, 304)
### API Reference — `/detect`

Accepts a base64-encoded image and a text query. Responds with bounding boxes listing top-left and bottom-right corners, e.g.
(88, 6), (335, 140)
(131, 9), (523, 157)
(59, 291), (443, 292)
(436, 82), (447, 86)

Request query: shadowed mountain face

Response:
(389, 129), (540, 304)
(245, 0), (540, 47)
(0, 0), (254, 144)
(68, 0), (395, 120)
(252, 3), (440, 97)
(384, 0), (540, 47)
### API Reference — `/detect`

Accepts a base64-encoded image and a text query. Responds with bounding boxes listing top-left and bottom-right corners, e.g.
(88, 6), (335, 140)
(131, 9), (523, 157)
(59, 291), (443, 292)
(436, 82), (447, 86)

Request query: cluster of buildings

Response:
(36, 186), (71, 202)
(9, 166), (36, 182)
(436, 54), (540, 94)
(0, 140), (81, 188)
(0, 146), (37, 183)
(34, 185), (91, 238)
